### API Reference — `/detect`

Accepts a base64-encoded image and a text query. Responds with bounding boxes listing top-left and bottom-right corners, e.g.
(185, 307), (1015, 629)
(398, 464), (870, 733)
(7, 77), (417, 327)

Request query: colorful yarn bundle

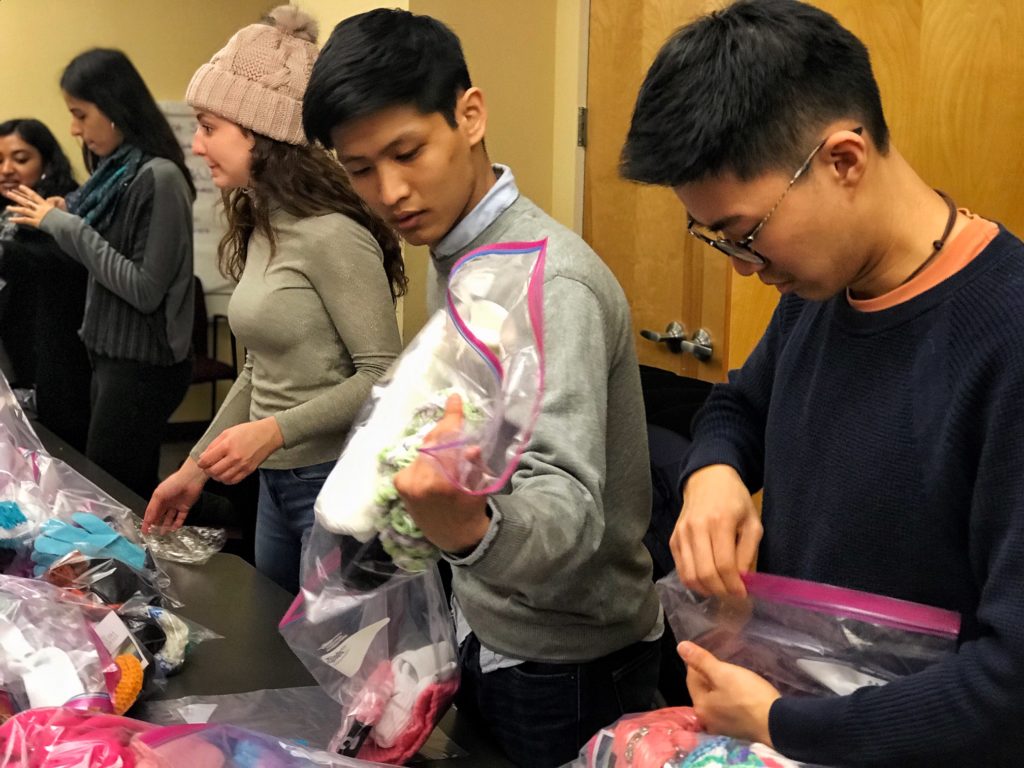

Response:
(599, 708), (803, 768)
(372, 393), (484, 572)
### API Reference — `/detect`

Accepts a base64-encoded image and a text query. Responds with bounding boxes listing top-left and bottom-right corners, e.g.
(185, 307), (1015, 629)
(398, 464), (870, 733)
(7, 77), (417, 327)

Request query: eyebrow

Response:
(338, 132), (420, 165)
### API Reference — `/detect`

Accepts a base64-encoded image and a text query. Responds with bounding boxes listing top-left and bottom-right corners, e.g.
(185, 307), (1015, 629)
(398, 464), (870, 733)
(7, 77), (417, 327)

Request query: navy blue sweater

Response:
(682, 228), (1024, 765)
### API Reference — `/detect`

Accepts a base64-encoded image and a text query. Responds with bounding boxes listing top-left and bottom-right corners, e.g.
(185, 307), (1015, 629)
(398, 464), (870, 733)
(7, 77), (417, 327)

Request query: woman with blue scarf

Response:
(5, 49), (195, 498)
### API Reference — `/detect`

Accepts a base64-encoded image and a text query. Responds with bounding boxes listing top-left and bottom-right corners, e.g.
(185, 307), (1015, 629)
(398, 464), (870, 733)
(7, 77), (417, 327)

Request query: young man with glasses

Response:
(622, 0), (1024, 764)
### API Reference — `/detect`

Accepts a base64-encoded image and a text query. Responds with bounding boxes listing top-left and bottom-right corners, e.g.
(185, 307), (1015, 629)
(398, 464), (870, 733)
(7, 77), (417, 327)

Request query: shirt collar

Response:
(433, 164), (518, 258)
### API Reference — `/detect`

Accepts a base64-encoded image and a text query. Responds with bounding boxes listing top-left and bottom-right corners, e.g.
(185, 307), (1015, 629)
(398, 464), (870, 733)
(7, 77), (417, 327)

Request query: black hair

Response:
(303, 9), (471, 146)
(60, 48), (196, 196)
(621, 0), (889, 186)
(0, 118), (78, 198)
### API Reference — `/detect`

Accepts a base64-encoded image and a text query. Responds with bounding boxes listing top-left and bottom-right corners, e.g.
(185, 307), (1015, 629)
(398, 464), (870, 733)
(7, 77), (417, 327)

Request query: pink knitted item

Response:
(359, 676), (459, 765)
(610, 707), (704, 768)
(186, 5), (318, 144)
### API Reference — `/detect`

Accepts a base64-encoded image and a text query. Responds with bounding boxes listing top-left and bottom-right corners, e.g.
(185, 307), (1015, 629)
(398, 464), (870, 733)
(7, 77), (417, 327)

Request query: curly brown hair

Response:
(218, 135), (407, 299)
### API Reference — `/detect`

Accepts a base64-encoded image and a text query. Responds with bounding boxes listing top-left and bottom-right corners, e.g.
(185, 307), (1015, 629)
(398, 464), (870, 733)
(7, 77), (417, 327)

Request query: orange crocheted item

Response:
(112, 654), (144, 715)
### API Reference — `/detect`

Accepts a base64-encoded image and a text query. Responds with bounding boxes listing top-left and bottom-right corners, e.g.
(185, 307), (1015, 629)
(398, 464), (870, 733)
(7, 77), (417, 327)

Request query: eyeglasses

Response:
(687, 126), (864, 264)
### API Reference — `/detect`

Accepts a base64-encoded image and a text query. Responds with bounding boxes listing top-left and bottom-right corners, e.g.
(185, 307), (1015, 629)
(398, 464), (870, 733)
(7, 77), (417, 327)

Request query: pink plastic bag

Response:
(658, 571), (960, 697)
(313, 239), (546, 582)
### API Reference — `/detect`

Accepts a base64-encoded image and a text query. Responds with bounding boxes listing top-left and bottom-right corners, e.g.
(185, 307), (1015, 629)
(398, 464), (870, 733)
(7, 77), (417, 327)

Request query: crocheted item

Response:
(112, 654), (144, 715)
(373, 393), (484, 572)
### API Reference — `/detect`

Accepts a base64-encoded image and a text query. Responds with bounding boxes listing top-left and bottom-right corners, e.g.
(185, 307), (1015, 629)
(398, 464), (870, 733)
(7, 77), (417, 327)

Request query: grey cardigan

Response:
(41, 157), (194, 365)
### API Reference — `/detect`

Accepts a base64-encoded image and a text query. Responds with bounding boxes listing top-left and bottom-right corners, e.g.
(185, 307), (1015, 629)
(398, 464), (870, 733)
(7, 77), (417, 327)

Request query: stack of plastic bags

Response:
(276, 240), (548, 765)
(0, 375), (218, 721)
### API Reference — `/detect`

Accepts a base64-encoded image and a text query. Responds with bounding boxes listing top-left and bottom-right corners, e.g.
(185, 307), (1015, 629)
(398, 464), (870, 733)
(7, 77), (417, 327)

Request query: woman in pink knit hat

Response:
(143, 6), (406, 593)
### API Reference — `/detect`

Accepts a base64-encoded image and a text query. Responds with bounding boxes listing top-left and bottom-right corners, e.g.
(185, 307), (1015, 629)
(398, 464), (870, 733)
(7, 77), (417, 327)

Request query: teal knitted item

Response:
(0, 501), (30, 548)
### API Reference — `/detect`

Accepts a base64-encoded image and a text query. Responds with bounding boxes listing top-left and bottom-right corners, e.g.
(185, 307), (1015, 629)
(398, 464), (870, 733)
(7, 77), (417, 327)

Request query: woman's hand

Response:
(3, 184), (57, 228)
(197, 417), (285, 485)
(143, 459), (208, 534)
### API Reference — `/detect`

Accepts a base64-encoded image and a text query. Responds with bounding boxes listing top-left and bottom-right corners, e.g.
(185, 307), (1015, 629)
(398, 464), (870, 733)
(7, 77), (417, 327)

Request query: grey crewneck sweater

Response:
(191, 208), (402, 470)
(431, 194), (660, 662)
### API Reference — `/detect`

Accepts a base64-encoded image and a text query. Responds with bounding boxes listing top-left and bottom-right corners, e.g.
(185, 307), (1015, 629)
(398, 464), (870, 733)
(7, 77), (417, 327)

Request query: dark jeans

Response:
(255, 460), (333, 594)
(87, 355), (192, 499)
(456, 634), (661, 767)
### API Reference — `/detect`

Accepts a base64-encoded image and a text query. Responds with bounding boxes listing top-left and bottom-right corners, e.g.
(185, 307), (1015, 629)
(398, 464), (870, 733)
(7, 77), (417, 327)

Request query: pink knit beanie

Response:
(186, 5), (319, 145)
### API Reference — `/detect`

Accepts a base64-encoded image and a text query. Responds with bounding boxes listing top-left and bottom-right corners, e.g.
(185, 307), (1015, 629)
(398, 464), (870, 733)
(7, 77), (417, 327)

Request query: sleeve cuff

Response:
(443, 500), (502, 567)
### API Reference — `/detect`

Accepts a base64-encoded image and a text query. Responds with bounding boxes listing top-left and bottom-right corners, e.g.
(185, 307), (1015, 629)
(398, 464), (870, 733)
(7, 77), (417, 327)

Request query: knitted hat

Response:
(186, 5), (319, 145)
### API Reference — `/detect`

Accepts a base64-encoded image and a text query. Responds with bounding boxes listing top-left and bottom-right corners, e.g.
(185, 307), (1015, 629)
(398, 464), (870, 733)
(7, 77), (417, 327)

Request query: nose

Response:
(730, 256), (765, 277)
(377, 163), (410, 208)
(70, 120), (82, 138)
(191, 128), (205, 157)
(0, 158), (13, 176)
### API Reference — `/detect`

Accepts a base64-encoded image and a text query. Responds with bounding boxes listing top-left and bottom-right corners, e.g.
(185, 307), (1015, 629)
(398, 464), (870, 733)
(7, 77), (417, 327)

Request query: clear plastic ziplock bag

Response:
(0, 372), (179, 607)
(313, 239), (546, 583)
(279, 557), (459, 765)
(574, 707), (815, 768)
(0, 574), (113, 715)
(657, 571), (960, 697)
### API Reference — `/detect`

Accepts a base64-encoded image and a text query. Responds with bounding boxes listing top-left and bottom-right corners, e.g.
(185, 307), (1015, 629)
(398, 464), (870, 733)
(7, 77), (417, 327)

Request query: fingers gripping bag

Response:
(657, 571), (960, 697)
(314, 239), (546, 584)
(279, 561), (458, 765)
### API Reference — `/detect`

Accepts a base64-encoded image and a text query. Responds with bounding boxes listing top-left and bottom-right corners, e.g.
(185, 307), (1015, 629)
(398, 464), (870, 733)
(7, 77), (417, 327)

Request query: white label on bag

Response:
(321, 618), (390, 677)
(93, 611), (149, 669)
(177, 703), (218, 724)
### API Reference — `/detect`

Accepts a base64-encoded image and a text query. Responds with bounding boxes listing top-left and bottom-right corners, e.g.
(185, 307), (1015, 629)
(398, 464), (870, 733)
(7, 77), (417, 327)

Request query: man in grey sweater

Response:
(303, 11), (661, 766)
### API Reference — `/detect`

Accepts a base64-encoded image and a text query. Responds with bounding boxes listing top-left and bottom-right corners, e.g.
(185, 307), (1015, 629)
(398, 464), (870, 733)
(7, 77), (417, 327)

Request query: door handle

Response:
(640, 322), (713, 361)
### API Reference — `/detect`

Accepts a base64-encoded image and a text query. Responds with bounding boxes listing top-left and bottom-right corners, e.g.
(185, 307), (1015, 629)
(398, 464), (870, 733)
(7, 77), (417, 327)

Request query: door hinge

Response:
(577, 106), (588, 148)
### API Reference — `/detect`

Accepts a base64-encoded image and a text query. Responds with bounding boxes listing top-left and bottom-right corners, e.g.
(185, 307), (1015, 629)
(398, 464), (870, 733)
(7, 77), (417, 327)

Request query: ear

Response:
(821, 127), (868, 188)
(456, 87), (488, 148)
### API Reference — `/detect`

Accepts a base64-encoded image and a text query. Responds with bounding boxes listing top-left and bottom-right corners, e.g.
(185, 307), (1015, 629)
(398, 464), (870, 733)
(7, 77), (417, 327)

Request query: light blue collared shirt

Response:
(433, 164), (519, 261)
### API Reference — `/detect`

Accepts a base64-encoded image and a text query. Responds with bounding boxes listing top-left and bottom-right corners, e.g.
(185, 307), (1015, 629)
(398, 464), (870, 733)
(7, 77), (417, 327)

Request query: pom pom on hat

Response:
(186, 4), (319, 145)
(262, 4), (319, 43)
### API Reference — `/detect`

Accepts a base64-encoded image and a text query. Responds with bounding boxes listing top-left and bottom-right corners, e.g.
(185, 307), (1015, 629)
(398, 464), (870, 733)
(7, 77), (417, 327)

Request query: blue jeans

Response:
(255, 460), (334, 594)
(456, 634), (661, 767)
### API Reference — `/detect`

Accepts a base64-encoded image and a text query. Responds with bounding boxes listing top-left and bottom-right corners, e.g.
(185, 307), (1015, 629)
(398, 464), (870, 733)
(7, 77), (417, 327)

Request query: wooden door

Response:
(584, 0), (1024, 382)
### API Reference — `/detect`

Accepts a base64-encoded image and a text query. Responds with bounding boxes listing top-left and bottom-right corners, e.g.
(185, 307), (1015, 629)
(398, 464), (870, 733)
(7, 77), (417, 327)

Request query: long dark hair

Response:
(0, 119), (78, 199)
(219, 135), (407, 300)
(60, 48), (195, 196)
